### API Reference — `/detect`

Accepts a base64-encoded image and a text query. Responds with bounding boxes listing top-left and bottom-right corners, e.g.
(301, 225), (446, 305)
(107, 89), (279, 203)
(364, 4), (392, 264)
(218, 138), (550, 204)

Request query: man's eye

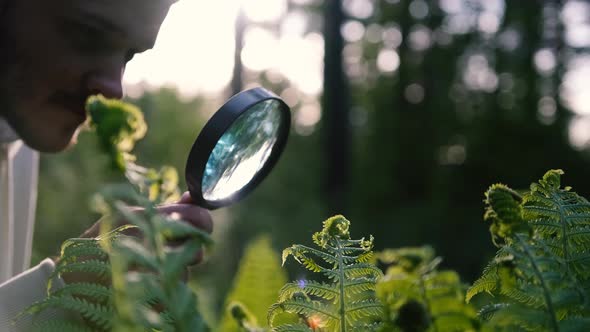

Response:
(63, 21), (110, 53)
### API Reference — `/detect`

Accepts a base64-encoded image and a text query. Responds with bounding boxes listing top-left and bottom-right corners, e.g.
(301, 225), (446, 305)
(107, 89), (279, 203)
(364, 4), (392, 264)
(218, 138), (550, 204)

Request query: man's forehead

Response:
(61, 0), (174, 45)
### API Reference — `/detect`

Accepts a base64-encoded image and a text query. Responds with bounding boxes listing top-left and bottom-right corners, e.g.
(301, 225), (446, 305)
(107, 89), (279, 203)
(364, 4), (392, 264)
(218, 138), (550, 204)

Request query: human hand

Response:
(154, 191), (213, 265)
(63, 192), (212, 285)
(79, 191), (213, 265)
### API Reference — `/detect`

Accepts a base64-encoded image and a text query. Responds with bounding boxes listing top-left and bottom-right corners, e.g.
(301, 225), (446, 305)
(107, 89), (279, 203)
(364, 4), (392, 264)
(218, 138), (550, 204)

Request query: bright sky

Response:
(123, 0), (590, 147)
(123, 0), (239, 96)
(123, 0), (323, 98)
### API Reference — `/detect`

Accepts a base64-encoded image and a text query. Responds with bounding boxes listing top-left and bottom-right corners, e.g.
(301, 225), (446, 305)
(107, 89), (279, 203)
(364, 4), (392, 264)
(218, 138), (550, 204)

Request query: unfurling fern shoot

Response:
(468, 170), (590, 331)
(269, 215), (384, 332)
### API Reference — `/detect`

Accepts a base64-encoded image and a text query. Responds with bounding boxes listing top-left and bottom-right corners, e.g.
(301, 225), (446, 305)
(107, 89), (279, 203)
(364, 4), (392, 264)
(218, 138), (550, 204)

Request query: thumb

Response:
(177, 191), (194, 204)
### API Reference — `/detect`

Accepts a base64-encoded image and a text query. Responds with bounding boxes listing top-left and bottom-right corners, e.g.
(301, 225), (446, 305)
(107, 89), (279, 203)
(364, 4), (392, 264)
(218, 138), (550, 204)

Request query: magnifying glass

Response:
(185, 87), (291, 210)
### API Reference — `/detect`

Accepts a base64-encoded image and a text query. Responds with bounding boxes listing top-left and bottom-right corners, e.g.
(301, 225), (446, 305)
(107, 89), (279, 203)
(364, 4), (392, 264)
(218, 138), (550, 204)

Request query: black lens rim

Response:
(185, 87), (291, 210)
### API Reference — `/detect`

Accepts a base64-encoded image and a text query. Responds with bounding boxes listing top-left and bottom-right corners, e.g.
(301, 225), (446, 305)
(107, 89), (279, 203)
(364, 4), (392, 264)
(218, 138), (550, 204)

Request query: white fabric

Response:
(0, 122), (18, 143)
(0, 138), (39, 284)
(0, 258), (65, 332)
(0, 117), (104, 330)
(0, 119), (63, 330)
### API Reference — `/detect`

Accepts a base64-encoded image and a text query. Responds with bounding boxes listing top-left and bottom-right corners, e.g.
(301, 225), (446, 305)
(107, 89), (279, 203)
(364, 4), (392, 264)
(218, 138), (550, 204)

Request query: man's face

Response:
(0, 0), (172, 152)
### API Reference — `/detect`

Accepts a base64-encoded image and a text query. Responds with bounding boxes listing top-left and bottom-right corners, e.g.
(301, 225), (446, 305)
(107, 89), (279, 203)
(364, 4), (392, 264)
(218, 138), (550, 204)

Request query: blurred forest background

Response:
(33, 0), (590, 323)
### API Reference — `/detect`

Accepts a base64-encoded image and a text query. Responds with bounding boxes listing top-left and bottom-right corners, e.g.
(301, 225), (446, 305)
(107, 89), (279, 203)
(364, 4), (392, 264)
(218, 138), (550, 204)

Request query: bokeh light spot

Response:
(405, 84), (425, 104)
(377, 49), (400, 73)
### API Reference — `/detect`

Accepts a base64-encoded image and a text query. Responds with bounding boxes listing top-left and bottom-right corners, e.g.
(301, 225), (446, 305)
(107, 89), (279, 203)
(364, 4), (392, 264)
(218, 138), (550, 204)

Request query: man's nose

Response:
(86, 65), (125, 99)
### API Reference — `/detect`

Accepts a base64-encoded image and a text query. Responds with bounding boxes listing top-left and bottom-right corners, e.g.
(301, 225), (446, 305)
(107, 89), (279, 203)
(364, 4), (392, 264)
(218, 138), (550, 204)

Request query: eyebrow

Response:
(75, 11), (126, 37)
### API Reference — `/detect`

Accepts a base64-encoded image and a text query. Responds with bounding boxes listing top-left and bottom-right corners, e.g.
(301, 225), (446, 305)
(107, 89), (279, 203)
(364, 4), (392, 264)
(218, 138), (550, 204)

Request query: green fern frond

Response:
(278, 281), (339, 302)
(225, 301), (268, 332)
(499, 285), (545, 309)
(87, 95), (147, 171)
(98, 185), (212, 332)
(25, 296), (113, 330)
(161, 238), (202, 277)
(270, 215), (383, 332)
(432, 313), (481, 332)
(378, 246), (435, 268)
(377, 246), (481, 332)
(337, 263), (383, 280)
(349, 321), (384, 331)
(18, 234), (116, 331)
(484, 184), (523, 221)
(282, 245), (335, 271)
(111, 236), (158, 270)
(22, 186), (211, 332)
(521, 170), (590, 276)
(344, 299), (383, 320)
(343, 278), (379, 297)
(272, 323), (312, 332)
(19, 97), (210, 331)
(51, 283), (112, 303)
(219, 235), (288, 332)
(53, 259), (111, 280)
(269, 299), (339, 330)
(60, 241), (109, 263)
(312, 215), (351, 247)
(483, 183), (528, 246)
(471, 170), (590, 331)
(485, 303), (549, 332)
(31, 319), (94, 332)
(425, 270), (461, 288)
(478, 303), (508, 320)
(559, 317), (590, 332)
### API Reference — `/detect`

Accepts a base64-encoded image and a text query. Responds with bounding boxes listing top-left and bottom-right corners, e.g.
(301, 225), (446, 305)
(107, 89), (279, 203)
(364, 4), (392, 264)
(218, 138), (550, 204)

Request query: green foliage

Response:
(218, 235), (288, 332)
(35, 88), (205, 263)
(87, 95), (147, 171)
(124, 164), (181, 204)
(28, 87), (590, 332)
(376, 247), (481, 332)
(20, 186), (214, 332)
(87, 94), (180, 204)
(468, 170), (590, 331)
(18, 96), (210, 331)
(522, 170), (590, 281)
(95, 185), (213, 332)
(269, 215), (384, 332)
(15, 228), (122, 331)
(228, 302), (267, 332)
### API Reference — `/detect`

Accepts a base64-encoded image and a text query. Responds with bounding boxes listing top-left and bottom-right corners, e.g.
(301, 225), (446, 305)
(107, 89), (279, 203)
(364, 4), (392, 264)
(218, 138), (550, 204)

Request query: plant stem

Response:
(335, 238), (346, 332)
(554, 192), (570, 269)
(418, 273), (437, 332)
(517, 235), (560, 332)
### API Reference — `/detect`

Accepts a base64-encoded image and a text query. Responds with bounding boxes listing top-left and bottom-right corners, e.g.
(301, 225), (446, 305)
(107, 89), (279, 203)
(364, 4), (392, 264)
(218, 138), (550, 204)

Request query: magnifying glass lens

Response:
(202, 99), (283, 201)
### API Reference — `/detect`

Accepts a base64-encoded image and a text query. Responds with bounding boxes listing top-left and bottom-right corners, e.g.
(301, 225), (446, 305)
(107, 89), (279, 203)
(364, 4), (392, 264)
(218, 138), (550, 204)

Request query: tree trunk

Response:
(230, 8), (246, 96)
(322, 0), (351, 214)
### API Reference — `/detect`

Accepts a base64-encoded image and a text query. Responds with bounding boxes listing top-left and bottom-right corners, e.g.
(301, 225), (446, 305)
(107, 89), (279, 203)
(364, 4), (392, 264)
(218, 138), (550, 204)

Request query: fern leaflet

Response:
(468, 170), (590, 331)
(269, 215), (383, 332)
(376, 246), (481, 332)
